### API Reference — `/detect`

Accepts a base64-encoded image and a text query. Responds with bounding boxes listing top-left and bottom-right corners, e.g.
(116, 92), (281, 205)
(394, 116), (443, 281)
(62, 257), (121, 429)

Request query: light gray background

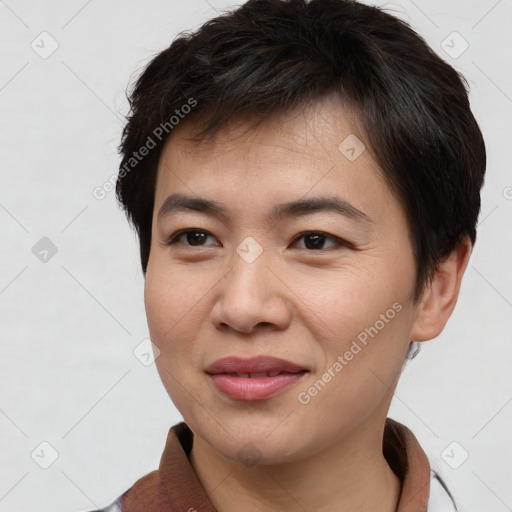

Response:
(1, 1), (511, 511)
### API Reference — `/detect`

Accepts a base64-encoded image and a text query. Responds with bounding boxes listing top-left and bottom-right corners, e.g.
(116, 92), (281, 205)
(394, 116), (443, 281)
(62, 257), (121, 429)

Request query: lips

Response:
(206, 356), (307, 374)
(205, 356), (308, 401)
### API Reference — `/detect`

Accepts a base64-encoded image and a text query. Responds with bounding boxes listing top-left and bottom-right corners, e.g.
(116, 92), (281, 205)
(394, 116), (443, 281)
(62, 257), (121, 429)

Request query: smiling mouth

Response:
(205, 356), (309, 401)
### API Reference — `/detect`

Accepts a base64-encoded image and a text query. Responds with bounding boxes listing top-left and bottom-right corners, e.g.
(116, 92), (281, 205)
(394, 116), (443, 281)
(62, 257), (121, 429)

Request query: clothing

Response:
(85, 419), (456, 512)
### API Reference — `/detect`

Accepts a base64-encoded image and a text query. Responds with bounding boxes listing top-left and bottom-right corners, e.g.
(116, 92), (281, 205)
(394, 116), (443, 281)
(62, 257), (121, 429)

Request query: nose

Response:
(210, 249), (293, 335)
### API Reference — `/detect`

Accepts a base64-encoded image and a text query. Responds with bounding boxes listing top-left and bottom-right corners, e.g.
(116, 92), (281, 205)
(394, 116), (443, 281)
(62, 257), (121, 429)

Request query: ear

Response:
(410, 235), (472, 342)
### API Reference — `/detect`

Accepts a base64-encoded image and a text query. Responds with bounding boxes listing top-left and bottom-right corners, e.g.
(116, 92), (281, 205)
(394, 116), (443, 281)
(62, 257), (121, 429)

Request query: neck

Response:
(189, 417), (402, 512)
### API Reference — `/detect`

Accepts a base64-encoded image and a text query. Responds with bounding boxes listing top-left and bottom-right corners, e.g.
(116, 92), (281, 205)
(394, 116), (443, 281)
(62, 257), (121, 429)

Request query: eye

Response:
(166, 229), (350, 251)
(291, 231), (348, 251)
(167, 229), (219, 247)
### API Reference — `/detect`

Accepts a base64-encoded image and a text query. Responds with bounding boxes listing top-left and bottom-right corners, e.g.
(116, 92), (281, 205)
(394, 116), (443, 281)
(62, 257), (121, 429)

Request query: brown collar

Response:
(121, 418), (431, 512)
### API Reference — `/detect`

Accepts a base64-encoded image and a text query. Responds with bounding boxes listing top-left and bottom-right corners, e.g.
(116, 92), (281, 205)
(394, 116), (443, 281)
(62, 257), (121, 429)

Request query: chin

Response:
(190, 411), (311, 465)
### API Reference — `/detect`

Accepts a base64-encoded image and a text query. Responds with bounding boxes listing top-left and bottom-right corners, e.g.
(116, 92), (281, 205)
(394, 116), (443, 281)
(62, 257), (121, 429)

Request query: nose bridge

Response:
(212, 239), (291, 333)
(226, 240), (271, 310)
(231, 239), (267, 291)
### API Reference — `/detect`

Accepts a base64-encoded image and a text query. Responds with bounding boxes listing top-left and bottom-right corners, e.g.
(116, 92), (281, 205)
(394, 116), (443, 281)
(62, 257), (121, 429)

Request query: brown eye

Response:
(168, 229), (218, 247)
(292, 232), (346, 251)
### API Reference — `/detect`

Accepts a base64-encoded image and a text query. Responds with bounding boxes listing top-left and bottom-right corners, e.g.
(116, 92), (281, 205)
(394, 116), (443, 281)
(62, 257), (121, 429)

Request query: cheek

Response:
(290, 262), (382, 335)
(144, 268), (197, 398)
(299, 302), (412, 430)
(300, 259), (414, 379)
(144, 264), (208, 407)
(144, 260), (206, 342)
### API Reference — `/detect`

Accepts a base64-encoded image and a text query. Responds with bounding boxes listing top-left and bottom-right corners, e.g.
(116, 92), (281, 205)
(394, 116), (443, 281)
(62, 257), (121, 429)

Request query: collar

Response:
(120, 418), (431, 512)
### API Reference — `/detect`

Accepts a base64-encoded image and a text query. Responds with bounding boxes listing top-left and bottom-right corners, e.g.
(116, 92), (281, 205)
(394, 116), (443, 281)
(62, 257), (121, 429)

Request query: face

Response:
(145, 95), (421, 465)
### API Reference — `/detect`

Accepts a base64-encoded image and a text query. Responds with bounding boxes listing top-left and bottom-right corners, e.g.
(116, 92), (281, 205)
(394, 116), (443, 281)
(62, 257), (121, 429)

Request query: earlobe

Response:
(410, 235), (472, 342)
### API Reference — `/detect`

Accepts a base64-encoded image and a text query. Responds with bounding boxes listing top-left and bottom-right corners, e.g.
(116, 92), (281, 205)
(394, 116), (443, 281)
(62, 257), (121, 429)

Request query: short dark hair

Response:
(116, 0), (486, 303)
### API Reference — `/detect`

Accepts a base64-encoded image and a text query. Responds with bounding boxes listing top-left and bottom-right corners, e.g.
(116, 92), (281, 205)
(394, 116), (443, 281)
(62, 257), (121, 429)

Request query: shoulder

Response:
(76, 423), (188, 512)
(79, 468), (167, 512)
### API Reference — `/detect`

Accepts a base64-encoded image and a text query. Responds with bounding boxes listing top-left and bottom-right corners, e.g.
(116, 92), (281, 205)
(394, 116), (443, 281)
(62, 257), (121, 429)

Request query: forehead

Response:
(153, 94), (398, 224)
(169, 96), (362, 157)
(159, 95), (373, 174)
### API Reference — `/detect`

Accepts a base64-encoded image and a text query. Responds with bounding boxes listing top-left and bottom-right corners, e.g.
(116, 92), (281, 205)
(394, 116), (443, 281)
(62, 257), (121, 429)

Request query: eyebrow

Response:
(157, 193), (372, 225)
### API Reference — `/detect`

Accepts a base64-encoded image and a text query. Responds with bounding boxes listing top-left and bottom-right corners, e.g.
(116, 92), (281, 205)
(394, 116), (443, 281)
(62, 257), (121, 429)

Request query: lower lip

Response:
(208, 372), (307, 401)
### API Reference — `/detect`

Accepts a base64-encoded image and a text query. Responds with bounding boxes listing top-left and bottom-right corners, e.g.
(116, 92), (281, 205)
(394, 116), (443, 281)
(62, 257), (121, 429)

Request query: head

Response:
(116, 0), (485, 463)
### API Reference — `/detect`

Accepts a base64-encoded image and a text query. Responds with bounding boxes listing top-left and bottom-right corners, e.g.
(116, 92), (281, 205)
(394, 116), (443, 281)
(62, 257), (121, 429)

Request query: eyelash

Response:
(166, 229), (351, 252)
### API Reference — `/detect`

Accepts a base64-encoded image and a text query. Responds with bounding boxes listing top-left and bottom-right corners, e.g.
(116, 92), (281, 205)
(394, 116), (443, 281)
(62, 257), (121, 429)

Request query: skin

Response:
(144, 93), (471, 512)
